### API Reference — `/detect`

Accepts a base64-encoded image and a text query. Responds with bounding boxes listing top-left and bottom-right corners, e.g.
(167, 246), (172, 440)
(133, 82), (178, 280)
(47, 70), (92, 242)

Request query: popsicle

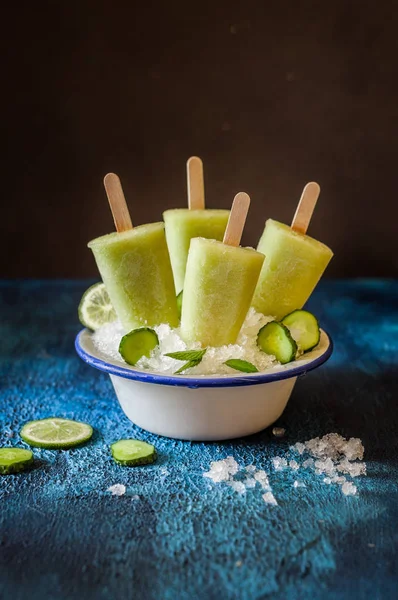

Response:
(88, 173), (179, 331)
(180, 192), (265, 347)
(251, 182), (333, 320)
(163, 157), (230, 293)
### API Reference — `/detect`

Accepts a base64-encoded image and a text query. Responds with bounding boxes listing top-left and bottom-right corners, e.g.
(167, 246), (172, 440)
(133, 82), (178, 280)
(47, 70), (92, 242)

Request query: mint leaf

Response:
(224, 359), (258, 373)
(174, 359), (202, 374)
(165, 349), (206, 362)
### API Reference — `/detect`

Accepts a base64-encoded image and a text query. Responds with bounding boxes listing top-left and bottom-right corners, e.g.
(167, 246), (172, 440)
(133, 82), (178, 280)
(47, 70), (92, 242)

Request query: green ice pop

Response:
(88, 174), (178, 331)
(180, 193), (264, 347)
(251, 183), (333, 319)
(164, 209), (230, 293)
(163, 157), (230, 293)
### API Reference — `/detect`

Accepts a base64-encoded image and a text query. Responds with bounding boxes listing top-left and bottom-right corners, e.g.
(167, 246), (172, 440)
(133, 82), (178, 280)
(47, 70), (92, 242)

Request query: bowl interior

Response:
(75, 328), (333, 388)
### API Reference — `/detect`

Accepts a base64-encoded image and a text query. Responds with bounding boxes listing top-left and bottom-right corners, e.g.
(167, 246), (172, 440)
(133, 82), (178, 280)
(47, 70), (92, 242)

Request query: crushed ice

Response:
(288, 433), (366, 496)
(203, 457), (278, 506)
(203, 434), (366, 501)
(92, 308), (278, 375)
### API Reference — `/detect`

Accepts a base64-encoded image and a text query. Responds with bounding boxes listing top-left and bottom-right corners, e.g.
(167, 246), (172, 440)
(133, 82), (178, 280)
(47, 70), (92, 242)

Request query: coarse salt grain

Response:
(254, 470), (271, 489)
(292, 442), (306, 455)
(228, 480), (247, 494)
(107, 484), (126, 496)
(342, 481), (357, 496)
(289, 460), (300, 471)
(262, 492), (278, 506)
(203, 456), (239, 483)
(245, 465), (256, 473)
(293, 480), (306, 488)
(243, 477), (257, 489)
(272, 457), (288, 471)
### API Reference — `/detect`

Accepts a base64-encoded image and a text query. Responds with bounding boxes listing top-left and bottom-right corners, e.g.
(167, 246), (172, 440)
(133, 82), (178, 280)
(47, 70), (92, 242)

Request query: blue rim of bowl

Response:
(75, 328), (333, 389)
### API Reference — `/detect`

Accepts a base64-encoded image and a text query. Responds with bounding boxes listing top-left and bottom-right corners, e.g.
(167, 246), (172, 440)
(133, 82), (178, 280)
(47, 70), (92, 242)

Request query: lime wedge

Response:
(111, 439), (157, 466)
(20, 418), (93, 449)
(78, 283), (117, 330)
(0, 447), (34, 475)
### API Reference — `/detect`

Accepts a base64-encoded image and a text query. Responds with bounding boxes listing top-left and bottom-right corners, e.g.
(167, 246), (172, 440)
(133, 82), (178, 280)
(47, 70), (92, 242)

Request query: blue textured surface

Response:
(1, 279), (397, 600)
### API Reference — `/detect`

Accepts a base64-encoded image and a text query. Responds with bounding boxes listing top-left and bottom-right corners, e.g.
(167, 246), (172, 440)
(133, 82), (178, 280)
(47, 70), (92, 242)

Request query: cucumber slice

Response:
(111, 439), (157, 466)
(176, 290), (183, 319)
(257, 321), (297, 364)
(282, 309), (320, 352)
(78, 283), (117, 330)
(0, 448), (34, 475)
(119, 327), (159, 366)
(20, 418), (93, 449)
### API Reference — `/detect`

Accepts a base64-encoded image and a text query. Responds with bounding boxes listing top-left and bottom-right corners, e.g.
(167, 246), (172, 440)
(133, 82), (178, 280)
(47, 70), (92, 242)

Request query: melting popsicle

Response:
(251, 182), (333, 320)
(163, 157), (230, 293)
(88, 173), (179, 331)
(180, 192), (265, 347)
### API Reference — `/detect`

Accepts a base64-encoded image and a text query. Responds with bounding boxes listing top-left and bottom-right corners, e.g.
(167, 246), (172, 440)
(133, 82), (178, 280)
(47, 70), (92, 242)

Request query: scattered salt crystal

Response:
(314, 458), (335, 476)
(343, 438), (364, 461)
(302, 458), (315, 468)
(272, 427), (286, 438)
(243, 477), (257, 489)
(272, 457), (288, 471)
(342, 481), (357, 496)
(245, 465), (256, 473)
(228, 481), (246, 494)
(292, 442), (306, 455)
(331, 475), (347, 485)
(107, 484), (126, 496)
(254, 470), (271, 489)
(289, 460), (300, 471)
(235, 560), (243, 567)
(293, 480), (306, 488)
(262, 492), (278, 506)
(203, 456), (239, 483)
(131, 494), (140, 501)
(160, 467), (170, 476)
(323, 477), (332, 484)
(337, 458), (366, 477)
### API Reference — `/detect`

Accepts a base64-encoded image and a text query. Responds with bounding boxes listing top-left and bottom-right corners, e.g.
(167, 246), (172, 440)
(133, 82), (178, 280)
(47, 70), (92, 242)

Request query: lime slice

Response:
(20, 418), (93, 449)
(119, 327), (159, 366)
(111, 439), (157, 466)
(0, 447), (34, 475)
(78, 283), (117, 330)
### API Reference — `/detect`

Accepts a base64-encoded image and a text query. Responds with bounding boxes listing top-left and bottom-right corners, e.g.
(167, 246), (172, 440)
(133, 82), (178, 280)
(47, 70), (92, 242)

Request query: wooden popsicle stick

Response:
(103, 173), (133, 233)
(223, 192), (250, 247)
(186, 156), (205, 210)
(291, 182), (320, 235)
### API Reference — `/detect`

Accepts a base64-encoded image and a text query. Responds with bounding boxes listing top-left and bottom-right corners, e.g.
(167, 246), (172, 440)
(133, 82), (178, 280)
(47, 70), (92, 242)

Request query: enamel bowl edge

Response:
(75, 328), (333, 441)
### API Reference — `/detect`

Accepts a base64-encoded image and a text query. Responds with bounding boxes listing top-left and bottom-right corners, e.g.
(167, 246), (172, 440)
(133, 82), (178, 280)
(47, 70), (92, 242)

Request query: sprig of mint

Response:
(165, 349), (207, 375)
(174, 359), (202, 374)
(165, 349), (206, 362)
(224, 359), (258, 373)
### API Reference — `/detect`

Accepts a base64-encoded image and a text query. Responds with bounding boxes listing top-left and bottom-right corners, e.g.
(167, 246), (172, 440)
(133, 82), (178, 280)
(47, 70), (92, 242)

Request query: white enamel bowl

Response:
(75, 329), (332, 441)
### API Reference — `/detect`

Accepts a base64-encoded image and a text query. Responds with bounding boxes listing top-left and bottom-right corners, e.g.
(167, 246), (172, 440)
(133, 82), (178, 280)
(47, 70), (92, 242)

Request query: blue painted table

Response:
(1, 280), (397, 600)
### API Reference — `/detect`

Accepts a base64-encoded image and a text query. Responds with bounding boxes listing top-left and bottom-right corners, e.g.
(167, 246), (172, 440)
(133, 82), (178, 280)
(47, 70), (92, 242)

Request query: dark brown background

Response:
(2, 0), (398, 278)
